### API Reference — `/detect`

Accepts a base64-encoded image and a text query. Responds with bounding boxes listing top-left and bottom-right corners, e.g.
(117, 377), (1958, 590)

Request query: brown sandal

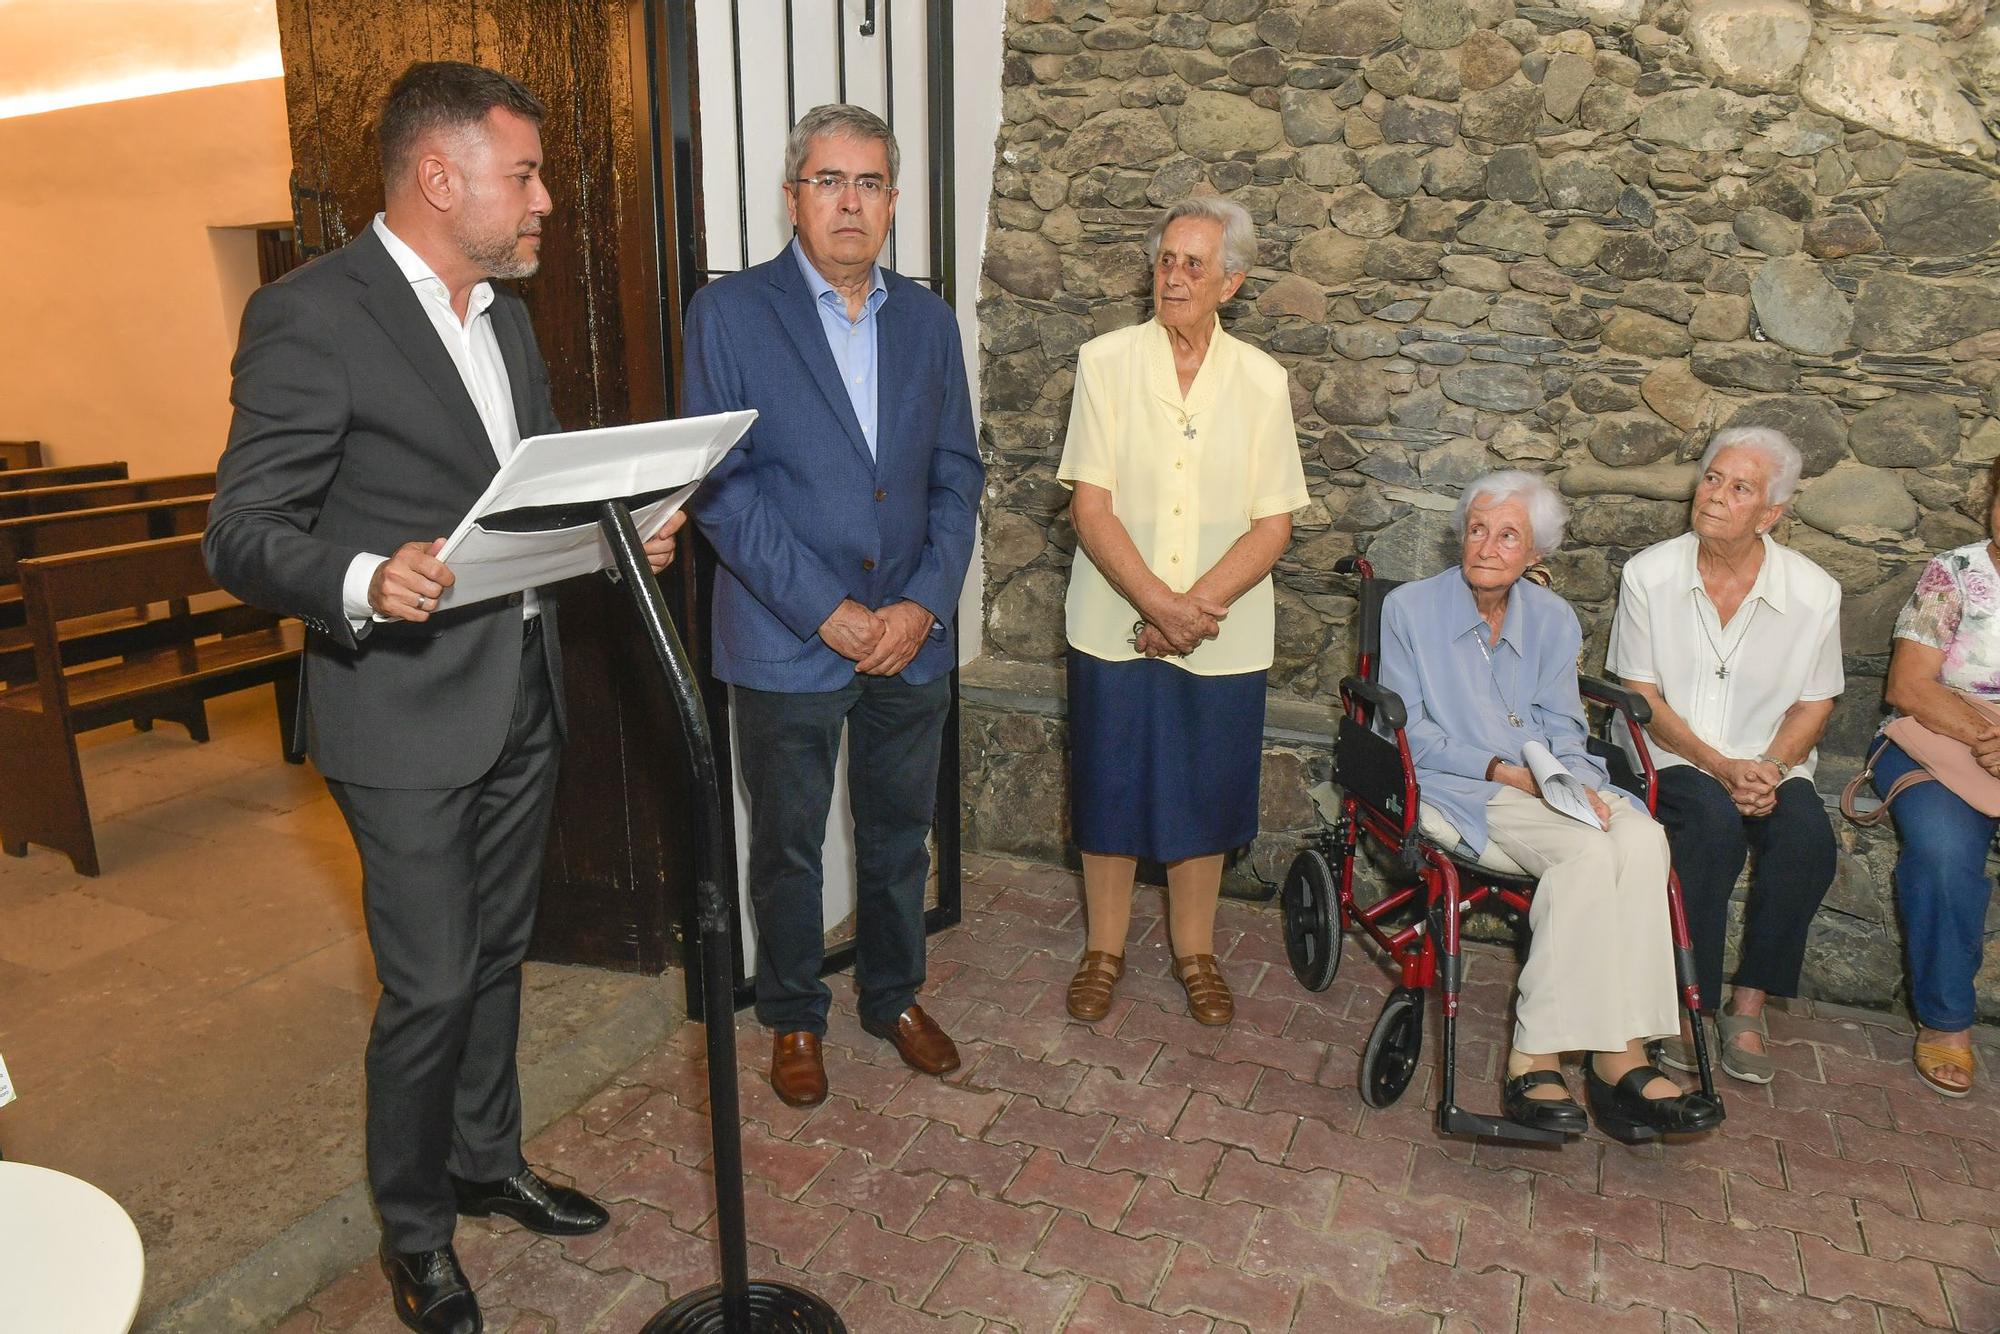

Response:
(1066, 950), (1124, 1021)
(1914, 1039), (1975, 1099)
(1173, 953), (1233, 1026)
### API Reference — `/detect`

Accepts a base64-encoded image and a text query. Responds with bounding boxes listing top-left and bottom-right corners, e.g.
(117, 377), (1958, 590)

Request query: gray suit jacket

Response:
(205, 226), (565, 789)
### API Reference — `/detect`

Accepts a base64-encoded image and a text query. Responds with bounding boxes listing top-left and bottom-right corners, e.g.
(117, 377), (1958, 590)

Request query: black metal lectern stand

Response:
(594, 501), (845, 1334)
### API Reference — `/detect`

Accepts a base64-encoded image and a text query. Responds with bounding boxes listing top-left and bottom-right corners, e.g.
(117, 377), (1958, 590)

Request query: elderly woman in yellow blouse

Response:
(1056, 196), (1310, 1027)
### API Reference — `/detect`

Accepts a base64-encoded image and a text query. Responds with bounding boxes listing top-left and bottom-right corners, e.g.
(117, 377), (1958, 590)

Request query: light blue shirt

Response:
(791, 236), (887, 461)
(1377, 567), (1609, 852)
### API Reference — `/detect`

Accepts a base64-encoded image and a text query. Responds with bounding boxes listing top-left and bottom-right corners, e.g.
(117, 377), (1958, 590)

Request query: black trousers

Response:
(1653, 765), (1836, 1013)
(732, 672), (952, 1034)
(326, 620), (562, 1252)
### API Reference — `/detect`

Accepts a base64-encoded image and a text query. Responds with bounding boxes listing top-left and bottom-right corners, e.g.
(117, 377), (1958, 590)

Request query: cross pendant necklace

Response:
(1474, 628), (1524, 727)
(1178, 414), (1196, 441)
(1695, 600), (1759, 682)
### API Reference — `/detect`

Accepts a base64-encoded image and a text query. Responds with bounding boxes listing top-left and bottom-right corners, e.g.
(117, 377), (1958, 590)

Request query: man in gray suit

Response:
(206, 62), (680, 1334)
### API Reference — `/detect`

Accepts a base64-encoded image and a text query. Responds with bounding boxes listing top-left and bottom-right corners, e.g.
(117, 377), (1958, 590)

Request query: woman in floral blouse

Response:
(1875, 455), (2000, 1097)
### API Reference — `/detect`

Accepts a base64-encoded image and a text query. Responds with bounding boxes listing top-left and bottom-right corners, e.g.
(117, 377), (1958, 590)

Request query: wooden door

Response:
(273, 0), (703, 973)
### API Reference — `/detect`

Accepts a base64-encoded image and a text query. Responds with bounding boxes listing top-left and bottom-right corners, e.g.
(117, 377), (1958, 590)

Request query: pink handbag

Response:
(1842, 693), (2000, 823)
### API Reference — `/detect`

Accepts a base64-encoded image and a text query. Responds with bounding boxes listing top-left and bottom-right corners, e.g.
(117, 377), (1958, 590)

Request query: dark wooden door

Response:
(273, 0), (702, 973)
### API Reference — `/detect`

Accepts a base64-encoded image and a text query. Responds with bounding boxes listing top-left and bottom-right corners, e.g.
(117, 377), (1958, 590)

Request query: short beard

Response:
(456, 216), (539, 280)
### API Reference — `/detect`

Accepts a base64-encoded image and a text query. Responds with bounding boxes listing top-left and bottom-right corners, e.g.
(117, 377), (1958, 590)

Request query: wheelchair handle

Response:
(1334, 556), (1375, 578)
(1342, 674), (1407, 732)
(1580, 675), (1652, 725)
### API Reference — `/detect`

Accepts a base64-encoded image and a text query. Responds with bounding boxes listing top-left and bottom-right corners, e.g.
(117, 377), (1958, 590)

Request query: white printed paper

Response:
(433, 409), (756, 609)
(1522, 741), (1606, 830)
(0, 1049), (15, 1109)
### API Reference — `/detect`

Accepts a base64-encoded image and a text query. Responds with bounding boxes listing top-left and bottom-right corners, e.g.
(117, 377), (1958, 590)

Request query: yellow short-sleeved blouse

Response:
(1057, 316), (1310, 676)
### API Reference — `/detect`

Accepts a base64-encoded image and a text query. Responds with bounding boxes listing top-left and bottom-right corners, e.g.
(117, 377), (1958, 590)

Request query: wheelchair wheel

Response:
(1281, 848), (1341, 992)
(1360, 988), (1425, 1109)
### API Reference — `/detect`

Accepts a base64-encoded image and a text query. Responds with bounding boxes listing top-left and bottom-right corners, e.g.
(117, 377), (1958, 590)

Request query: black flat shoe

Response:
(381, 1245), (481, 1334)
(1503, 1069), (1589, 1136)
(451, 1167), (609, 1236)
(1585, 1060), (1723, 1143)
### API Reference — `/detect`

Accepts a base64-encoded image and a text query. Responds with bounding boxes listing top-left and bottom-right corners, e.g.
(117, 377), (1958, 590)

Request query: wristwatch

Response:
(1759, 753), (1792, 778)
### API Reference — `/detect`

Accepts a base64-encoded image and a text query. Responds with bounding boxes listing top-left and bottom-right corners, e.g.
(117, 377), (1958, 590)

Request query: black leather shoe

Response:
(381, 1245), (481, 1334)
(450, 1168), (609, 1236)
(1503, 1068), (1588, 1136)
(1585, 1060), (1724, 1144)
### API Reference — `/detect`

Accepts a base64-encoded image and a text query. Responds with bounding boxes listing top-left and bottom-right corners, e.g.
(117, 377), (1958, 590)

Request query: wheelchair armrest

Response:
(1342, 674), (1408, 732)
(1580, 675), (1651, 726)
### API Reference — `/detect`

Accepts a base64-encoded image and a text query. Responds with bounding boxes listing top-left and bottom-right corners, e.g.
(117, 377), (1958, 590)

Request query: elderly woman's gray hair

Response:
(783, 103), (900, 186)
(1453, 470), (1568, 556)
(1144, 196), (1258, 277)
(1700, 427), (1803, 507)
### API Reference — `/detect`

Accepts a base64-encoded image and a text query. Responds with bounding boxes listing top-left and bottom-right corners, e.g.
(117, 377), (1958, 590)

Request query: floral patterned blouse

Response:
(1895, 542), (2000, 698)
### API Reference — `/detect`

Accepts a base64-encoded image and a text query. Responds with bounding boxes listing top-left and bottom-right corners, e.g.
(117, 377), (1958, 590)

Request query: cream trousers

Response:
(1482, 786), (1683, 1055)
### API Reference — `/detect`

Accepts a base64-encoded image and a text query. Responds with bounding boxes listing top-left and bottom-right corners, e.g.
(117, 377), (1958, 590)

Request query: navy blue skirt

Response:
(1067, 649), (1267, 863)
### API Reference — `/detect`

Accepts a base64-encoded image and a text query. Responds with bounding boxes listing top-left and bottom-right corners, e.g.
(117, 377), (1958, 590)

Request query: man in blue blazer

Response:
(685, 104), (983, 1109)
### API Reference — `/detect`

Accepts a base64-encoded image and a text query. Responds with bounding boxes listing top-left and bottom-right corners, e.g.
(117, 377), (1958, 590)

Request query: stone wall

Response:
(966, 0), (2000, 1014)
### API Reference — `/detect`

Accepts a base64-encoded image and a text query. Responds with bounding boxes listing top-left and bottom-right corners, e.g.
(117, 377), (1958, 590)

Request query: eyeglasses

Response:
(792, 174), (894, 201)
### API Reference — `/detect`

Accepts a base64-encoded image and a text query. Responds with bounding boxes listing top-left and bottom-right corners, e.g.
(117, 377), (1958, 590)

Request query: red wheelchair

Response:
(1281, 557), (1723, 1144)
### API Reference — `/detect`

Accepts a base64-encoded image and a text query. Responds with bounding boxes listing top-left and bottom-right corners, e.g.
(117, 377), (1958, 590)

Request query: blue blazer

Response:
(684, 248), (984, 692)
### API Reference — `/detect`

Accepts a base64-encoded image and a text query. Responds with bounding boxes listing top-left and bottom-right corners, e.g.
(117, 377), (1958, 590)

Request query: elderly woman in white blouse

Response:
(1608, 428), (1843, 1086)
(1056, 195), (1309, 1028)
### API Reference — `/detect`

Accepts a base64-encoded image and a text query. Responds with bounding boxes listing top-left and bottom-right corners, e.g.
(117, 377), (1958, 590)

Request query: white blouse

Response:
(1607, 532), (1844, 780)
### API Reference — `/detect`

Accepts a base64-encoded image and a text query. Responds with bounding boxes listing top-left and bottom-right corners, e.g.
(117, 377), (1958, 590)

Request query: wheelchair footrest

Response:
(1438, 1104), (1570, 1146)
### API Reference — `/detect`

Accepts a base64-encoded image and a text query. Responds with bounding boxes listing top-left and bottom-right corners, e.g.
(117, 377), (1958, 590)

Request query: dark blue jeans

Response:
(732, 672), (951, 1034)
(1872, 738), (1996, 1032)
(1654, 765), (1837, 1013)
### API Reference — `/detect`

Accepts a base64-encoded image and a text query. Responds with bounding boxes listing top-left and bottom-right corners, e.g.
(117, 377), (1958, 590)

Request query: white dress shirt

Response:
(1607, 532), (1843, 781)
(342, 214), (534, 625)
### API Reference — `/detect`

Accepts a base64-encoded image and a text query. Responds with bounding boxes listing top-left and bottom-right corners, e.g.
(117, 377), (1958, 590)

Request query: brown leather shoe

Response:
(860, 1004), (960, 1076)
(1173, 953), (1234, 1026)
(1066, 950), (1124, 1022)
(770, 1031), (827, 1107)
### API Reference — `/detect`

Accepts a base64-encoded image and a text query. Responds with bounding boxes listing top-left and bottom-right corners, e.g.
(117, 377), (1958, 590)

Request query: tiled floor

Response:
(280, 856), (2000, 1332)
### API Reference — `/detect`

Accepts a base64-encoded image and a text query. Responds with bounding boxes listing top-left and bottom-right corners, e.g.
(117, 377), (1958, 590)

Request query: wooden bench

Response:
(0, 473), (215, 523)
(0, 534), (303, 875)
(0, 441), (44, 470)
(0, 496), (216, 668)
(0, 463), (128, 493)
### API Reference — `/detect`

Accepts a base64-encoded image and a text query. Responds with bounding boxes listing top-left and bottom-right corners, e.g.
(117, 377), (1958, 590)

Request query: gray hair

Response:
(1144, 196), (1258, 277)
(1701, 427), (1803, 507)
(783, 103), (901, 186)
(1453, 470), (1568, 556)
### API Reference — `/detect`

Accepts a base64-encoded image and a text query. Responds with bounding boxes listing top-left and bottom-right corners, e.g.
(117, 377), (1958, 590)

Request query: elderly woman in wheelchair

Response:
(1373, 471), (1723, 1142)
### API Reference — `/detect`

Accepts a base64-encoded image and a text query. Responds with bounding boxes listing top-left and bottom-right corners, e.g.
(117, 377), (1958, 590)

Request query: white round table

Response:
(0, 1161), (145, 1332)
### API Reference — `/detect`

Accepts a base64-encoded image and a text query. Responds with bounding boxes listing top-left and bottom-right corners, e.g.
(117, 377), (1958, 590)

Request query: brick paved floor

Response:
(280, 854), (2000, 1332)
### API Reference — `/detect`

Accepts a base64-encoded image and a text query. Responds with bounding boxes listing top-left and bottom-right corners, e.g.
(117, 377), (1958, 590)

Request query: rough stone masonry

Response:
(965, 0), (2000, 1016)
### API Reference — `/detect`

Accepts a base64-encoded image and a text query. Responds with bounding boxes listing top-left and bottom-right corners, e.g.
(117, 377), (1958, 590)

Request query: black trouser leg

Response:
(328, 627), (560, 1252)
(1654, 765), (1750, 1013)
(1735, 775), (1838, 1000)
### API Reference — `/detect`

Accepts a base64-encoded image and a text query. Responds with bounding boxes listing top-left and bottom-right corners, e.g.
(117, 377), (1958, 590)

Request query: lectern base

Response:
(641, 1281), (847, 1333)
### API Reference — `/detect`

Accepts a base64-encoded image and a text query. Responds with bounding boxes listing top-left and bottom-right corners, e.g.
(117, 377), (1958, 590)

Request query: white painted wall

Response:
(694, 0), (1002, 965)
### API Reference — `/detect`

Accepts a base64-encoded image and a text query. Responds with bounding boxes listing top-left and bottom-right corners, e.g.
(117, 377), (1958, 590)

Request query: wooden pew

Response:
(0, 534), (303, 875)
(0, 495), (216, 661)
(0, 463), (128, 492)
(0, 473), (215, 522)
(0, 441), (44, 470)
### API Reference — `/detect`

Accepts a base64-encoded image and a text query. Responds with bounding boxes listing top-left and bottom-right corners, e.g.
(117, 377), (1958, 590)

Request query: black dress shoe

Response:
(1502, 1069), (1589, 1136)
(381, 1245), (481, 1334)
(1585, 1060), (1724, 1144)
(451, 1167), (609, 1236)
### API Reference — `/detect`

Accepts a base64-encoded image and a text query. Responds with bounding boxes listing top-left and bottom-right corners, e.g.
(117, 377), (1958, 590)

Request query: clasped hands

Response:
(820, 597), (934, 676)
(1713, 756), (1785, 818)
(1971, 725), (2000, 779)
(369, 512), (686, 622)
(1131, 588), (1230, 659)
